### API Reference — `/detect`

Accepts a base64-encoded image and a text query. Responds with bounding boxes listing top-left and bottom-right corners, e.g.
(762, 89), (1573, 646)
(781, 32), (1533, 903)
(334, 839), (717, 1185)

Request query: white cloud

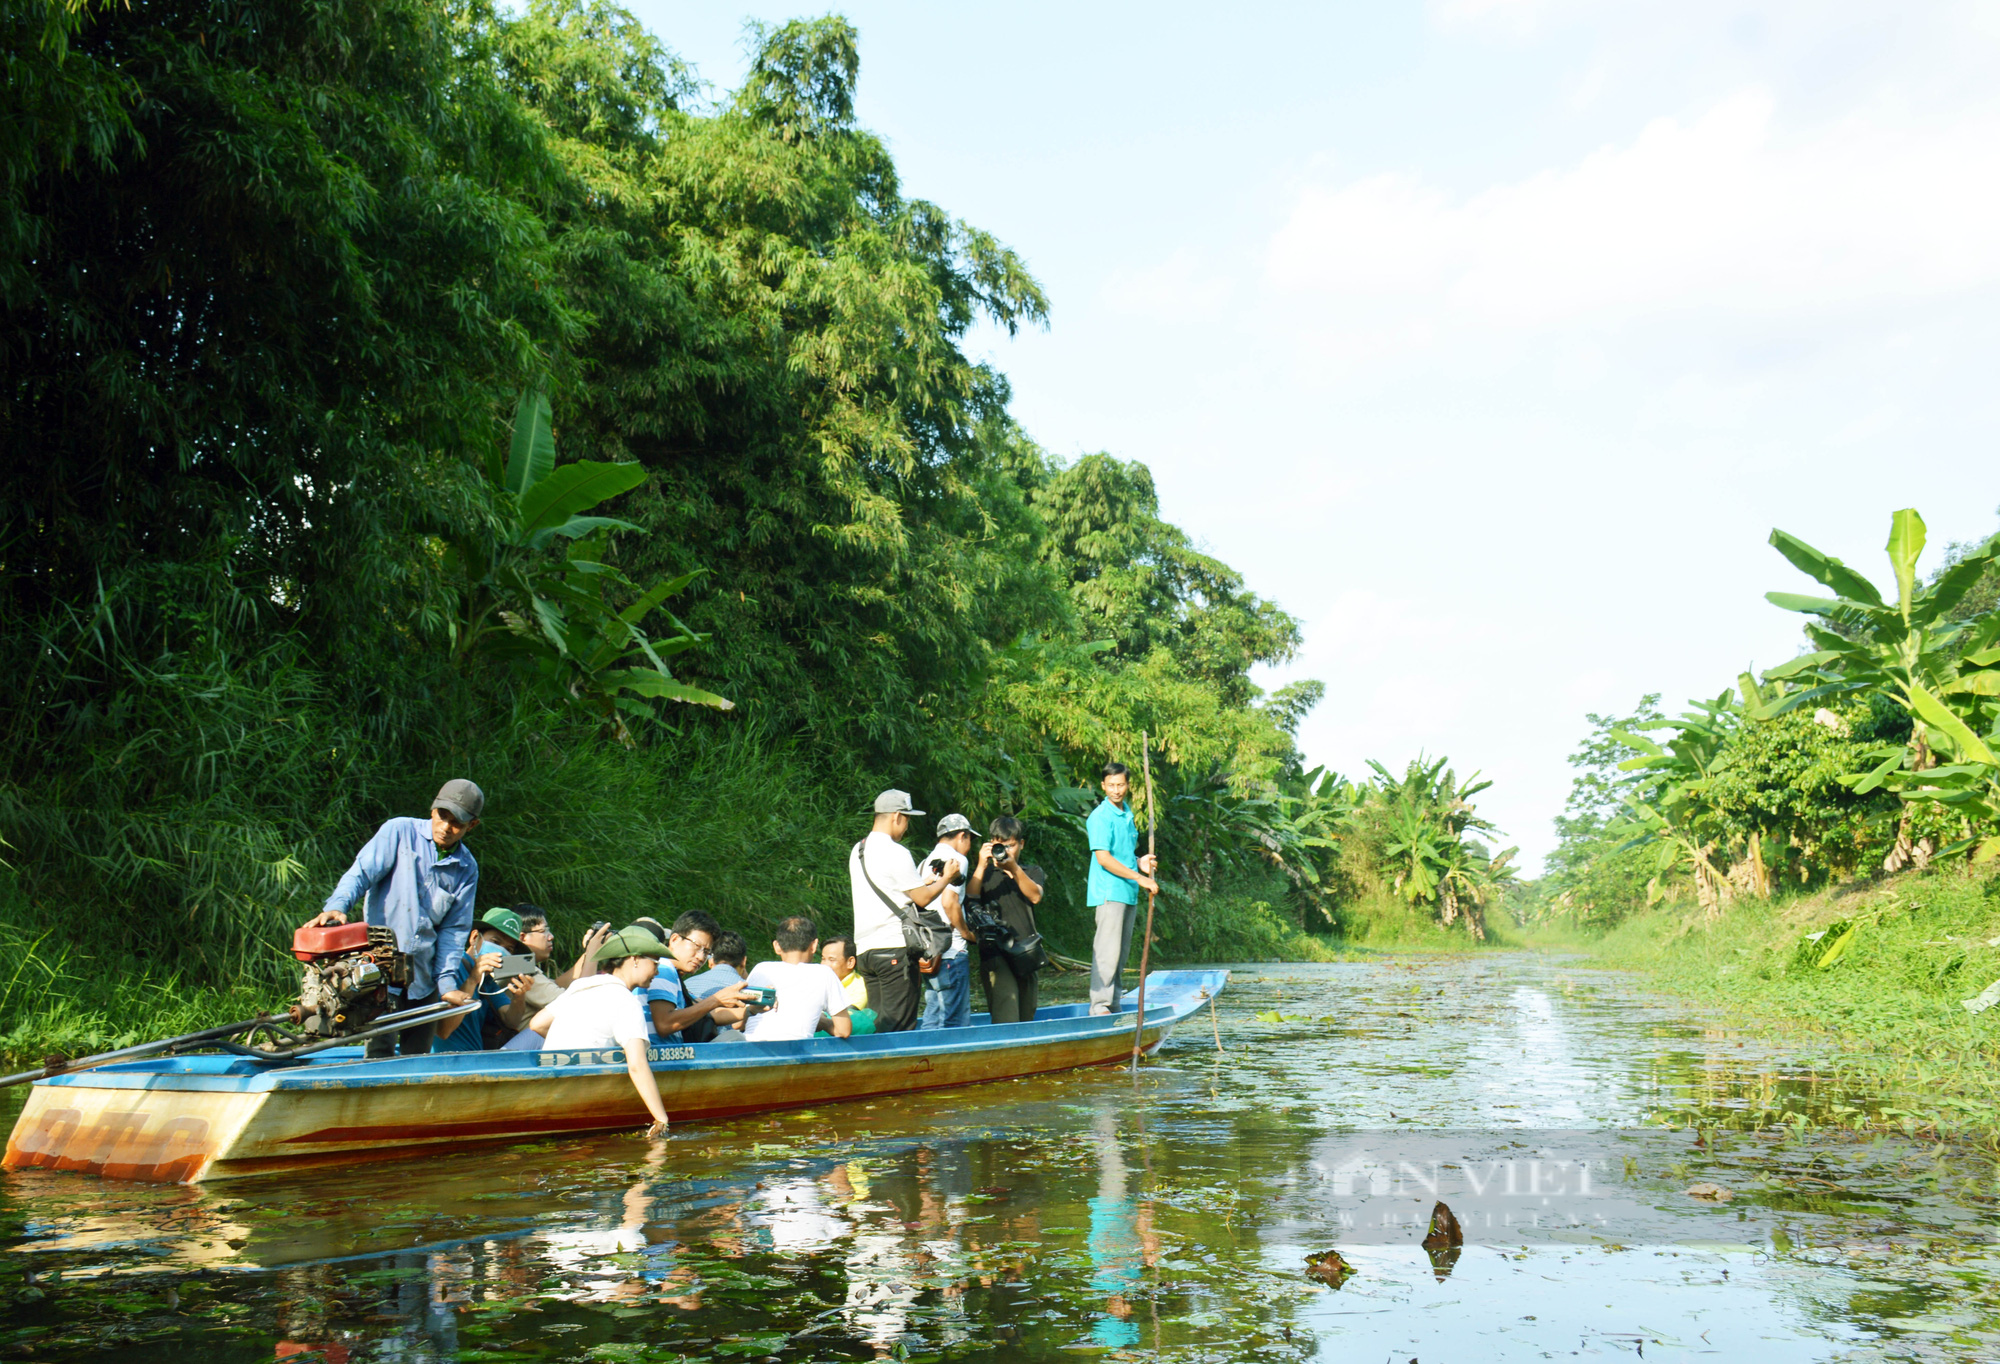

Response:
(962, 0), (2000, 871)
(1637, 370), (1764, 434)
(1266, 88), (2000, 345)
(1298, 589), (1461, 669)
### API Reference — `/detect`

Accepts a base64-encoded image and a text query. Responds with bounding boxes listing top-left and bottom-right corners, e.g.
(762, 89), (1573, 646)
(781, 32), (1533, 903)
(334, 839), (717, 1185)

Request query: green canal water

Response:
(3, 955), (1999, 1362)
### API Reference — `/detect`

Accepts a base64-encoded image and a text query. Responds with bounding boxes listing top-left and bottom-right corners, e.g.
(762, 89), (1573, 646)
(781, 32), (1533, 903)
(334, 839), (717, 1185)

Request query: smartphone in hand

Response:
(488, 951), (538, 983)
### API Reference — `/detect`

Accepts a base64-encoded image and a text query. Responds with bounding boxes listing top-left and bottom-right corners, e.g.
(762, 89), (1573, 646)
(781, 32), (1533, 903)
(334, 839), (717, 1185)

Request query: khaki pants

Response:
(1088, 901), (1138, 1013)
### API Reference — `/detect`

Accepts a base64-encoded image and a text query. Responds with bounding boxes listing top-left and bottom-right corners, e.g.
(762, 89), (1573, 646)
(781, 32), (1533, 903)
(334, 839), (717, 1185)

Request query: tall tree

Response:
(1035, 453), (1301, 706)
(488, 4), (1063, 778)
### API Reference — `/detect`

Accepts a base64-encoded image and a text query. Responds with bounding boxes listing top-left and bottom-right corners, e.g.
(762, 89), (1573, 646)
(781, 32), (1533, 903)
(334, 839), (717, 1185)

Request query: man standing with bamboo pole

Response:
(1086, 760), (1158, 1016)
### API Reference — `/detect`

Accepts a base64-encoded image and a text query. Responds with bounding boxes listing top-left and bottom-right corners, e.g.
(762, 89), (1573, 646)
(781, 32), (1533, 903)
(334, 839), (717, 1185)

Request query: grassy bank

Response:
(1537, 869), (2000, 1139)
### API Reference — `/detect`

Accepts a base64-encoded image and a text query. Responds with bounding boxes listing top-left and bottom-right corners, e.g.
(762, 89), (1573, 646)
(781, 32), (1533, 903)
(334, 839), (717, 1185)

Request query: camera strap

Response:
(853, 840), (951, 960)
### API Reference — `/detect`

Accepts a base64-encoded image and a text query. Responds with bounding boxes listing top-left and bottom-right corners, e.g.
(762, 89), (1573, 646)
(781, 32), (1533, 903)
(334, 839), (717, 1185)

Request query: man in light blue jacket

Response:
(305, 779), (484, 1056)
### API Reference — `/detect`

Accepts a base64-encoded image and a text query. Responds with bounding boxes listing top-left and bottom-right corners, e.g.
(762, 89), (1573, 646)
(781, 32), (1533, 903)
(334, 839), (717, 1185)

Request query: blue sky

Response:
(628, 1), (2000, 869)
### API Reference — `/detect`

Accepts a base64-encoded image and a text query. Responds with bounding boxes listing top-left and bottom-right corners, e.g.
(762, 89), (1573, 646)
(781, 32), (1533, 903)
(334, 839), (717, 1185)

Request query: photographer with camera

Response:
(966, 816), (1048, 1024)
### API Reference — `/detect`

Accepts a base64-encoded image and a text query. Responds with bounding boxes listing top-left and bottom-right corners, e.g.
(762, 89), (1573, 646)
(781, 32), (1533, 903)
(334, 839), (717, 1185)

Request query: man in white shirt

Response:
(847, 789), (950, 1033)
(524, 927), (673, 1136)
(918, 813), (977, 1030)
(743, 915), (853, 1042)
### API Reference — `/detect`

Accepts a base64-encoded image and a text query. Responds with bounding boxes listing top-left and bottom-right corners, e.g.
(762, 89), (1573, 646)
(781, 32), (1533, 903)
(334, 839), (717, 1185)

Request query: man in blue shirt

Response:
(1085, 762), (1158, 1016)
(634, 912), (753, 1042)
(435, 907), (536, 1053)
(305, 779), (484, 1056)
(683, 931), (748, 1000)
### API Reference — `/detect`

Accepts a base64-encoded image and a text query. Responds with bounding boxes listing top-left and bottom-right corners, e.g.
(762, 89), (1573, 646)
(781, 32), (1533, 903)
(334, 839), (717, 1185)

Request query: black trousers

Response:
(979, 954), (1040, 1025)
(858, 948), (922, 1033)
(365, 990), (438, 1058)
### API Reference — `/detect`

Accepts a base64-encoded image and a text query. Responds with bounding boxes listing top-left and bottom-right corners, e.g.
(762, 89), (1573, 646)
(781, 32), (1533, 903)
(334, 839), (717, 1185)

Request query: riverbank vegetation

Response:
(1530, 507), (2000, 1135)
(0, 0), (1508, 1060)
(1540, 870), (2000, 1139)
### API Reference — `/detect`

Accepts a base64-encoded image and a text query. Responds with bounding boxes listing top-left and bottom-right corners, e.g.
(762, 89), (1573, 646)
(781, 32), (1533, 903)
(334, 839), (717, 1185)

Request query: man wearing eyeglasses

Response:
(632, 912), (754, 1043)
(304, 779), (484, 1057)
(513, 907), (612, 989)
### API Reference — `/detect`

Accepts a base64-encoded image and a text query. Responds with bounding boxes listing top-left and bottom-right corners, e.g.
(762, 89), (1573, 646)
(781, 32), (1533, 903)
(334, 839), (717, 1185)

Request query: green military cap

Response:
(595, 926), (671, 963)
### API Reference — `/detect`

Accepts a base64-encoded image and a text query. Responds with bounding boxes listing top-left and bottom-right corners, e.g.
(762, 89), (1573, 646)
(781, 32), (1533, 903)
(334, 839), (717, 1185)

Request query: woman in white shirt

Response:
(744, 916), (854, 1042)
(525, 927), (673, 1135)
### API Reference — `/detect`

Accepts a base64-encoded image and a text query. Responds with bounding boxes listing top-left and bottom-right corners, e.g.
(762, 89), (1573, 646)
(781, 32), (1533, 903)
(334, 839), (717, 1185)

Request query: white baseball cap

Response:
(873, 789), (925, 816)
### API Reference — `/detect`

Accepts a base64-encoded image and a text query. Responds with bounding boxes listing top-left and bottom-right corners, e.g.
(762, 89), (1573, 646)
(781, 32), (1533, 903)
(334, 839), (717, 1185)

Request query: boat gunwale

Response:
(23, 969), (1227, 1094)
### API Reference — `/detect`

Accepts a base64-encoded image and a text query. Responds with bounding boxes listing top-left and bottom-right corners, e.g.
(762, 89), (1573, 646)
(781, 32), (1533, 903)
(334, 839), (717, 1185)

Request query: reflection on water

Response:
(4, 956), (2000, 1361)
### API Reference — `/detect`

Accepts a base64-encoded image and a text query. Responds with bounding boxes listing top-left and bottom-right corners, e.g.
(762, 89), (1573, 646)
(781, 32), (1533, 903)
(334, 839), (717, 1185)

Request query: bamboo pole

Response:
(1131, 731), (1158, 1067)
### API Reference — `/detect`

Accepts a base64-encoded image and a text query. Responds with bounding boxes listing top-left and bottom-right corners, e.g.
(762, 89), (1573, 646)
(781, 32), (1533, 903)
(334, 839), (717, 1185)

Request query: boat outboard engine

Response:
(288, 923), (412, 1038)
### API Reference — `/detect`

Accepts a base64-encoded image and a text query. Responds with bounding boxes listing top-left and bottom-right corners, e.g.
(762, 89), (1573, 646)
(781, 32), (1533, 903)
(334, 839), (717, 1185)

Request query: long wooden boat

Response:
(3, 969), (1225, 1184)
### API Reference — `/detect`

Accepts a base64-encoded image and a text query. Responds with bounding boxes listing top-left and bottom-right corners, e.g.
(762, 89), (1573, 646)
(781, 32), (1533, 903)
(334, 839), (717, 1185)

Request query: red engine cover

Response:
(292, 922), (372, 962)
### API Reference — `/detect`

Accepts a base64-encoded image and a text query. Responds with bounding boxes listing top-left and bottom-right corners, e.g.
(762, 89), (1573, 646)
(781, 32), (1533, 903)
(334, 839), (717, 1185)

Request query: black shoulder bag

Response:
(853, 841), (953, 962)
(967, 875), (1049, 976)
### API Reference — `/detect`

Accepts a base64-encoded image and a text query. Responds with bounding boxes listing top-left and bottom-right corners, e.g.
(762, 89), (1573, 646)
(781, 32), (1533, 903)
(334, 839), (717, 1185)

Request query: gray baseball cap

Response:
(873, 789), (925, 816)
(434, 779), (484, 824)
(935, 813), (974, 837)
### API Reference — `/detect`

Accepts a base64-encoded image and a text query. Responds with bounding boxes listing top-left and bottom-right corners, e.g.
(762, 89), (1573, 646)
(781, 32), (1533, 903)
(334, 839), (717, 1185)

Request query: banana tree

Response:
(1133, 761), (1337, 897)
(1249, 765), (1357, 928)
(1607, 689), (1743, 915)
(1755, 509), (2000, 867)
(1366, 757), (1502, 935)
(1438, 840), (1518, 941)
(448, 389), (731, 742)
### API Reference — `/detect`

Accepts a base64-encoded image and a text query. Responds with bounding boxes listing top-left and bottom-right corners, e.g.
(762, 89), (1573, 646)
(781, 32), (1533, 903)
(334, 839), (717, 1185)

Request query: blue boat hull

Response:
(3, 970), (1227, 1182)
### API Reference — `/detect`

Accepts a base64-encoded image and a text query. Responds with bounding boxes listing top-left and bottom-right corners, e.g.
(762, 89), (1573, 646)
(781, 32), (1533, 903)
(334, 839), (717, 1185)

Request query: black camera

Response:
(928, 858), (947, 877)
(967, 901), (1012, 948)
(989, 843), (1011, 865)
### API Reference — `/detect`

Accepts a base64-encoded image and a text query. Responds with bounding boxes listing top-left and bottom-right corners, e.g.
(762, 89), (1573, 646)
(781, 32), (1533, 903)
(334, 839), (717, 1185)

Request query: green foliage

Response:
(3, 0), (576, 657)
(1546, 505), (2000, 925)
(1703, 702), (1900, 884)
(1932, 517), (2000, 628)
(494, 3), (1065, 777)
(1761, 509), (2000, 786)
(450, 387), (731, 739)
(1607, 687), (1748, 909)
(1035, 453), (1301, 707)
(1561, 871), (2000, 1139)
(1531, 698), (1664, 925)
(0, 0), (1381, 1056)
(1337, 757), (1515, 939)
